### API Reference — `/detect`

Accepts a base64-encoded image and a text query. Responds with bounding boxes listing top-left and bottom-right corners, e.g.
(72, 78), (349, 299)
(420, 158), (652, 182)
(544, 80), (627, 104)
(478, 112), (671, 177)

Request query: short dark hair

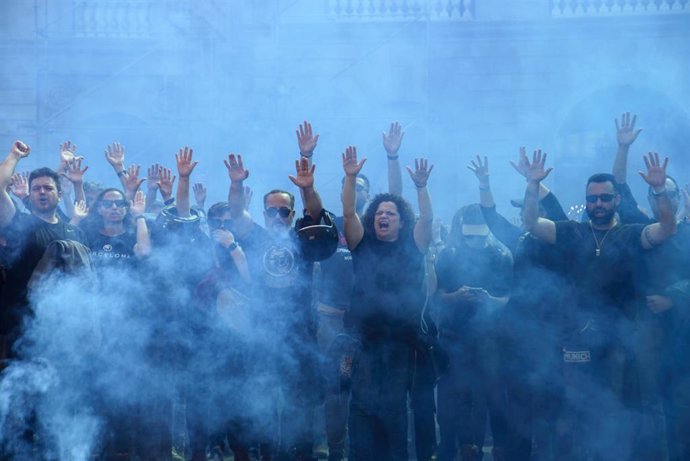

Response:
(207, 202), (231, 219)
(586, 173), (616, 188)
(362, 193), (416, 242)
(29, 167), (62, 193)
(263, 189), (295, 209)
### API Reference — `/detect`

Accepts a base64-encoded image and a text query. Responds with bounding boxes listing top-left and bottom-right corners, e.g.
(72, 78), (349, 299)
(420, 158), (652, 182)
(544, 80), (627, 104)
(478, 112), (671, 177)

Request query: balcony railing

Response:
(551, 0), (690, 17)
(326, 0), (475, 21)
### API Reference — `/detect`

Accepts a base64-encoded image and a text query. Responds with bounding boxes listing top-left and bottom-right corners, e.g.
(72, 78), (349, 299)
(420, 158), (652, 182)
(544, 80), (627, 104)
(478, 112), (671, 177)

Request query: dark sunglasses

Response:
(99, 199), (128, 208)
(209, 218), (232, 229)
(265, 206), (292, 218)
(585, 193), (616, 204)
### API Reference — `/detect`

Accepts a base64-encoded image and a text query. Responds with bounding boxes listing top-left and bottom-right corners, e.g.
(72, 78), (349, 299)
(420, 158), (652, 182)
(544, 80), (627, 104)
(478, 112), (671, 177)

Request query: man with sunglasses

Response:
(224, 151), (336, 461)
(521, 150), (676, 460)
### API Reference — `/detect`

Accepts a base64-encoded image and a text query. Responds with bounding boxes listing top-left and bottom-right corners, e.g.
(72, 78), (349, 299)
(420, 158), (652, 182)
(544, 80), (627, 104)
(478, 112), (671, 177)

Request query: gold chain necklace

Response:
(590, 222), (614, 257)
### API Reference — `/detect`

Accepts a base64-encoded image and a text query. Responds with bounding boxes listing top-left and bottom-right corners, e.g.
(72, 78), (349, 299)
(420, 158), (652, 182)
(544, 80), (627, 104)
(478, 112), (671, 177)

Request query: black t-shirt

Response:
(348, 232), (425, 341)
(0, 212), (88, 334)
(83, 230), (138, 268)
(435, 242), (512, 332)
(237, 212), (335, 334)
(554, 221), (645, 321)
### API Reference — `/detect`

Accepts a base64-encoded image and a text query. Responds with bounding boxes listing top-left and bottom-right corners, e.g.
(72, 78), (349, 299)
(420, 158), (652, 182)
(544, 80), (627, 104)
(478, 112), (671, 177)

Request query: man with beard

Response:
(521, 150), (676, 460)
(224, 151), (336, 461)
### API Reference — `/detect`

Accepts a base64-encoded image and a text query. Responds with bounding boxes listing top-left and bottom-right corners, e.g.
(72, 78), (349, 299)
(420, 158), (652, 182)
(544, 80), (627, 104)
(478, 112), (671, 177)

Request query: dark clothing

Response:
(615, 181), (653, 225)
(235, 211), (336, 459)
(347, 232), (425, 461)
(554, 221), (644, 322)
(0, 212), (87, 337)
(82, 229), (138, 268)
(642, 220), (690, 460)
(550, 220), (646, 460)
(434, 243), (512, 460)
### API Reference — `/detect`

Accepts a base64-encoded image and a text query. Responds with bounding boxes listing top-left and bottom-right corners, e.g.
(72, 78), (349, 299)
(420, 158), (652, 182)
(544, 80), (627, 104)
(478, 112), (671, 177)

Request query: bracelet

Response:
(227, 241), (240, 252)
(163, 197), (175, 206)
(413, 182), (427, 189)
(300, 151), (313, 158)
(133, 215), (146, 220)
(479, 184), (490, 191)
(387, 155), (399, 160)
(117, 170), (127, 177)
(651, 188), (668, 197)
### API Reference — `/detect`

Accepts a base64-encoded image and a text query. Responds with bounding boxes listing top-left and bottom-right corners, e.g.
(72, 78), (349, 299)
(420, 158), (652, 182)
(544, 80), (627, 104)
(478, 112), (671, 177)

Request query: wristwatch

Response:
(227, 241), (240, 252)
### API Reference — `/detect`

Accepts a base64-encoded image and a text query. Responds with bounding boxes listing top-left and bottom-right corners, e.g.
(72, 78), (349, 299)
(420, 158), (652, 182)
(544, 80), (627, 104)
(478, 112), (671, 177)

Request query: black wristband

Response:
(117, 170), (127, 177)
(227, 241), (240, 252)
(387, 155), (399, 160)
(163, 197), (175, 206)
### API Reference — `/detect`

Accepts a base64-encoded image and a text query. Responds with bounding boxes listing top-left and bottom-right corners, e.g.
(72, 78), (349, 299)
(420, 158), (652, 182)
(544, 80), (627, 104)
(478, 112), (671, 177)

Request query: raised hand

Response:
(406, 158), (434, 188)
(342, 146), (366, 177)
(11, 141), (30, 159)
(288, 157), (316, 190)
(58, 140), (83, 172)
(467, 155), (489, 183)
(61, 158), (89, 184)
(509, 147), (531, 179)
(296, 121), (319, 157)
(193, 183), (207, 208)
(104, 142), (126, 170)
(176, 146), (197, 178)
(616, 112), (642, 147)
(130, 190), (146, 216)
(383, 122), (404, 157)
(224, 153), (249, 183)
(522, 149), (552, 183)
(123, 164), (146, 197)
(71, 200), (88, 222)
(158, 167), (176, 200)
(147, 163), (162, 190)
(9, 172), (29, 199)
(639, 152), (668, 188)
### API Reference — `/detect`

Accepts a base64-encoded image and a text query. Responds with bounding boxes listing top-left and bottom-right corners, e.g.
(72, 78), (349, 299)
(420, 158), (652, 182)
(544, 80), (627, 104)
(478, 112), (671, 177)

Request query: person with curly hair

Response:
(340, 146), (433, 461)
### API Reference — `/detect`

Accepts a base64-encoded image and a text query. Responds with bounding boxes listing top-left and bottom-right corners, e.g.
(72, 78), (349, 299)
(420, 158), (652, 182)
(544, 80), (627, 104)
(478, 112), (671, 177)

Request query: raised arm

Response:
(145, 163), (162, 212)
(130, 190), (152, 258)
(104, 142), (129, 191)
(175, 146), (198, 218)
(612, 112), (642, 184)
(0, 141), (30, 228)
(61, 158), (89, 208)
(341, 146), (366, 250)
(288, 157), (323, 221)
(639, 152), (676, 249)
(296, 121), (319, 207)
(468, 155), (495, 208)
(407, 158), (434, 252)
(522, 149), (556, 244)
(383, 122), (404, 196)
(511, 146), (554, 201)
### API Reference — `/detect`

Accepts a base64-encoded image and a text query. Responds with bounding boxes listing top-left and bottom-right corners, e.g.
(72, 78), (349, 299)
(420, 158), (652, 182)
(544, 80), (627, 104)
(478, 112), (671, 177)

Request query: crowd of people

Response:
(0, 114), (688, 461)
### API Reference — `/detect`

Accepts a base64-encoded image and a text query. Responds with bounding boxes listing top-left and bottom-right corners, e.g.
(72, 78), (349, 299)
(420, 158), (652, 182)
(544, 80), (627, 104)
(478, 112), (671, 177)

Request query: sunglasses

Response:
(585, 193), (616, 204)
(99, 199), (128, 208)
(265, 206), (292, 218)
(209, 218), (232, 229)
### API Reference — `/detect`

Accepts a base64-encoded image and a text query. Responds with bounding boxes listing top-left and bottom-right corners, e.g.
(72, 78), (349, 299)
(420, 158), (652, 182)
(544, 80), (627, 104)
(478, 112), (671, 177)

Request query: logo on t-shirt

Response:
(262, 244), (298, 288)
(103, 244), (113, 252)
